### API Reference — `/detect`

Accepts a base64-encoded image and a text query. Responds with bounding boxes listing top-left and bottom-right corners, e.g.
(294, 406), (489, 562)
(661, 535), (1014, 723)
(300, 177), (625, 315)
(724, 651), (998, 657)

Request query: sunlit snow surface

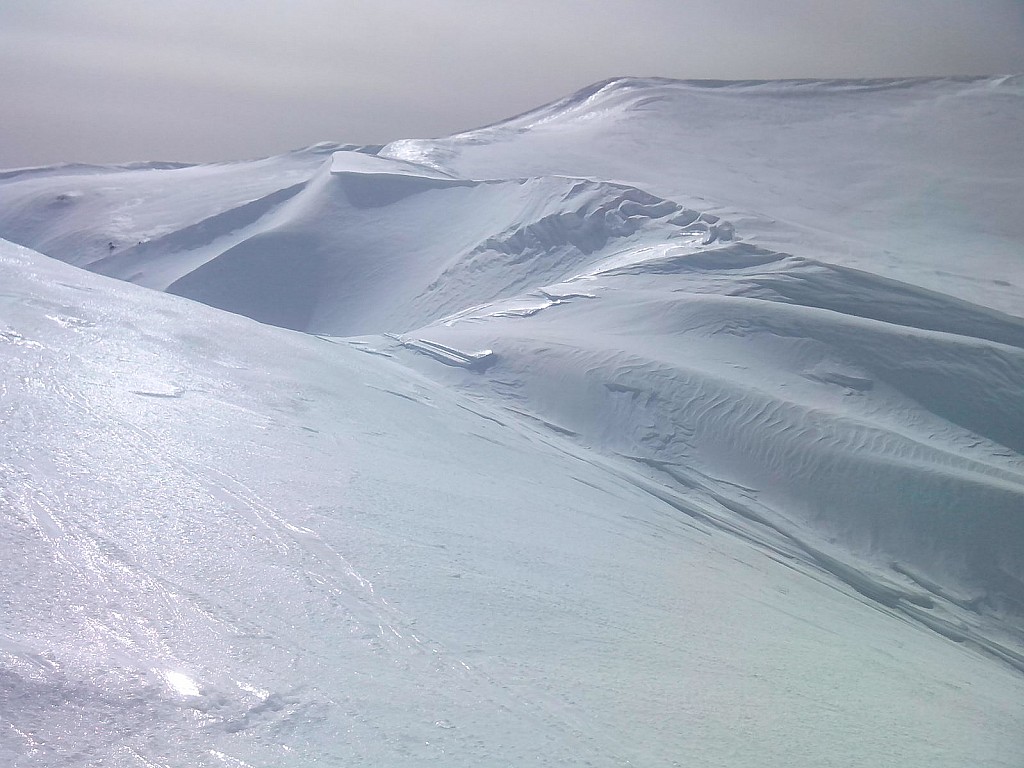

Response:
(1, 77), (1023, 766)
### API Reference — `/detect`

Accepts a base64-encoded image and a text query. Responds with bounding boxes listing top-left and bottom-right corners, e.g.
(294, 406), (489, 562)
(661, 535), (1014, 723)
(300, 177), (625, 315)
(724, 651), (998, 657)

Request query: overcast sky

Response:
(2, 0), (1023, 168)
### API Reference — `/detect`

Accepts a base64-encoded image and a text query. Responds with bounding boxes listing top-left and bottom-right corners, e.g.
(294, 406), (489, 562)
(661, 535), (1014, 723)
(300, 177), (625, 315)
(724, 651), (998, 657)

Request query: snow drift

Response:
(1, 76), (1023, 767)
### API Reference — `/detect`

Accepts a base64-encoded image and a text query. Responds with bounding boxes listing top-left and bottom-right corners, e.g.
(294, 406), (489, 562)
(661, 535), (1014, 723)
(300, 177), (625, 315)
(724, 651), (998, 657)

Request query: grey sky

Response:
(2, 0), (1023, 168)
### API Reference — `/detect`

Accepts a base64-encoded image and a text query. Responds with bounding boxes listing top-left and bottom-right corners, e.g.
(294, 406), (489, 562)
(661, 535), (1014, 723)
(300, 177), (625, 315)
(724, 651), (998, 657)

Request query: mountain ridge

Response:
(1, 74), (1023, 767)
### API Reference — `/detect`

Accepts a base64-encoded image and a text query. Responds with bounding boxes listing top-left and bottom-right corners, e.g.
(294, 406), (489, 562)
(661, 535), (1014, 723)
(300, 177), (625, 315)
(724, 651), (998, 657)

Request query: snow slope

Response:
(3, 238), (1024, 767)
(1, 76), (1023, 766)
(0, 143), (365, 270)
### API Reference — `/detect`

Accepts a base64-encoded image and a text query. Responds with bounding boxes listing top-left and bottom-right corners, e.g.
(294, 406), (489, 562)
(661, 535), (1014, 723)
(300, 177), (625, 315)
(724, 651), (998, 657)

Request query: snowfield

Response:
(1, 76), (1023, 766)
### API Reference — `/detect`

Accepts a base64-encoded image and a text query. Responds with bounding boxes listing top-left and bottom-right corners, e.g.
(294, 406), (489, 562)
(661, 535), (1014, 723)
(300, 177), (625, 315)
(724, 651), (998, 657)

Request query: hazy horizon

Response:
(2, 0), (1023, 168)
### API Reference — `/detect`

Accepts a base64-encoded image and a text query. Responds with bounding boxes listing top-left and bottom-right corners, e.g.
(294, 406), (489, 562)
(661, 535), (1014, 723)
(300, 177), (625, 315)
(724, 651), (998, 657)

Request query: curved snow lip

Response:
(328, 150), (460, 180)
(327, 150), (474, 207)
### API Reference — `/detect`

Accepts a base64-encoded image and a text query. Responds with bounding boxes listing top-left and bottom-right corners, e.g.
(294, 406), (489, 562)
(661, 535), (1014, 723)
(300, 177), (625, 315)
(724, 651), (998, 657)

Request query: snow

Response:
(1, 76), (1023, 766)
(384, 75), (1024, 315)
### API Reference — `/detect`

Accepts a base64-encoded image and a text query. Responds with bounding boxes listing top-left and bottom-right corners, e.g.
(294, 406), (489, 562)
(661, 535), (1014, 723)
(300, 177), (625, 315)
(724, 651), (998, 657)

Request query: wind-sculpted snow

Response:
(8, 238), (1023, 767)
(158, 155), (701, 334)
(4, 238), (1024, 767)
(2, 75), (1024, 766)
(393, 237), (1024, 628)
(384, 75), (1024, 316)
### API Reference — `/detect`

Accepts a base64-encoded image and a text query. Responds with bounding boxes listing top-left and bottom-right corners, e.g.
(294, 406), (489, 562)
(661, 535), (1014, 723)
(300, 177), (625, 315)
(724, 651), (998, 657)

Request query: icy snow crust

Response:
(1, 77), (1023, 766)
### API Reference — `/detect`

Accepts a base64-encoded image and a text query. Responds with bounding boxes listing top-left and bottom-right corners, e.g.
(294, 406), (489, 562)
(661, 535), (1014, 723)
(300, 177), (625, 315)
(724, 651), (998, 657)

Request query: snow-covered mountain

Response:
(1, 77), (1023, 767)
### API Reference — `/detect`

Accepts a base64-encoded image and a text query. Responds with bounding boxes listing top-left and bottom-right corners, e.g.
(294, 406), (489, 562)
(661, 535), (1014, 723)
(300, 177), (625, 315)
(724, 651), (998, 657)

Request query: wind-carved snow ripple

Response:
(401, 239), (1024, 669)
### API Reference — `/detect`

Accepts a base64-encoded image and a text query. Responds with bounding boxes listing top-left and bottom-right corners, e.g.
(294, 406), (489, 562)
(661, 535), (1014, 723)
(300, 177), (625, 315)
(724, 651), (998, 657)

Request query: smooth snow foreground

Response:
(1, 77), (1023, 766)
